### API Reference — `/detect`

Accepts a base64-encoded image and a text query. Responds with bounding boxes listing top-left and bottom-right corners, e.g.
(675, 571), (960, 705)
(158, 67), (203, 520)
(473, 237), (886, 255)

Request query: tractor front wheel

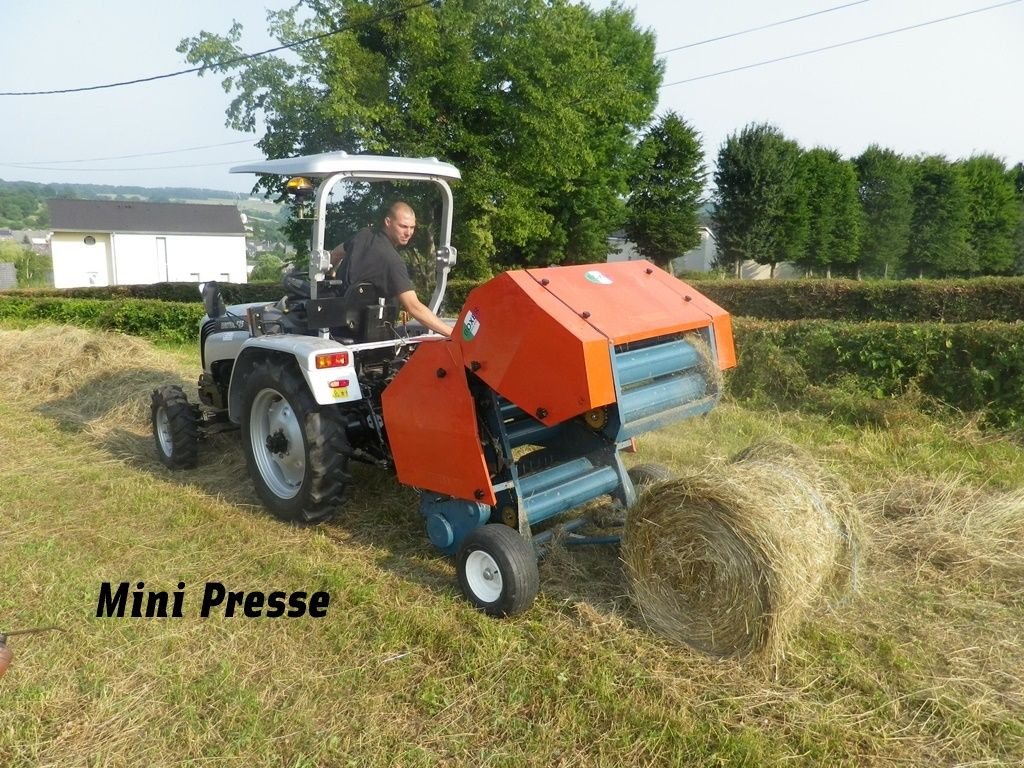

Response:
(151, 385), (198, 469)
(456, 525), (539, 617)
(240, 360), (349, 525)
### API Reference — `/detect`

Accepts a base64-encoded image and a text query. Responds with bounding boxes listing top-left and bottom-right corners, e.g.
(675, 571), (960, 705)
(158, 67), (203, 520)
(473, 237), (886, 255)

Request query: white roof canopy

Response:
(230, 152), (461, 181)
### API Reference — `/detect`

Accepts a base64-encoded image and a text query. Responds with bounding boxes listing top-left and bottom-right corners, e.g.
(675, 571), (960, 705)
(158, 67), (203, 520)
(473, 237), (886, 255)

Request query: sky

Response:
(0, 0), (1021, 195)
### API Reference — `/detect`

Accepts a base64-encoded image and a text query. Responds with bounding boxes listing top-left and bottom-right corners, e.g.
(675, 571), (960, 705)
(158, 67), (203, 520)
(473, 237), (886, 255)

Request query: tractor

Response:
(151, 152), (736, 616)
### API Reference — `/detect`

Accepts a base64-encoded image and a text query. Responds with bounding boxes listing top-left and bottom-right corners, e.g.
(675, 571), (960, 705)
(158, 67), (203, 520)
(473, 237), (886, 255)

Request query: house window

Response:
(189, 273), (201, 282)
(84, 236), (96, 245)
(220, 273), (231, 282)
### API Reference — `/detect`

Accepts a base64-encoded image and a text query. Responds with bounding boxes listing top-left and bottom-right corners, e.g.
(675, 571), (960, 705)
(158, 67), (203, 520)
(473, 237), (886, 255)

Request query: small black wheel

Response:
(240, 359), (349, 525)
(628, 463), (674, 491)
(151, 385), (198, 469)
(456, 525), (540, 617)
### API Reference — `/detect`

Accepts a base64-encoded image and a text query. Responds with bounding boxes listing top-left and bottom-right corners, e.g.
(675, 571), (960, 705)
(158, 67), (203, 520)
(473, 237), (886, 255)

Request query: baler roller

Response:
(517, 457), (620, 527)
(615, 339), (703, 386)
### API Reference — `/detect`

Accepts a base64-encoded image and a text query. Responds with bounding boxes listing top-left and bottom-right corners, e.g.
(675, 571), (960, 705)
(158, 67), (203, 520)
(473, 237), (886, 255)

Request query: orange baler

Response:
(382, 261), (734, 558)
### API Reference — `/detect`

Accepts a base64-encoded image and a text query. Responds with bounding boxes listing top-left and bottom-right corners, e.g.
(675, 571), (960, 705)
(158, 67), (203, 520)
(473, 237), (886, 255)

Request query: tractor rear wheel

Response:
(151, 385), (198, 469)
(240, 360), (349, 525)
(456, 525), (539, 617)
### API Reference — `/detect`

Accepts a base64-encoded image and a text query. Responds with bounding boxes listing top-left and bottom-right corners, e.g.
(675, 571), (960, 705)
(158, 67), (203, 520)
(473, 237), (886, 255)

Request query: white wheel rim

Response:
(465, 550), (503, 604)
(250, 388), (305, 499)
(155, 407), (174, 456)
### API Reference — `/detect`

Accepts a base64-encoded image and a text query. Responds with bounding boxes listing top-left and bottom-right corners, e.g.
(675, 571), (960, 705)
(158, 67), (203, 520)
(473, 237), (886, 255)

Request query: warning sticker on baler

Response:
(462, 310), (481, 341)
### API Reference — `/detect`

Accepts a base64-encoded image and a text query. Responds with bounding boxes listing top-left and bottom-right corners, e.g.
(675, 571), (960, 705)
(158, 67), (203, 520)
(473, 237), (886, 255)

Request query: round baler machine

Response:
(150, 152), (736, 617)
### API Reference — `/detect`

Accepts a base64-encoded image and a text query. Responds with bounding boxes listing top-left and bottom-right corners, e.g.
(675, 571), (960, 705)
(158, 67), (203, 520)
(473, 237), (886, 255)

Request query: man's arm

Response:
(397, 290), (453, 336)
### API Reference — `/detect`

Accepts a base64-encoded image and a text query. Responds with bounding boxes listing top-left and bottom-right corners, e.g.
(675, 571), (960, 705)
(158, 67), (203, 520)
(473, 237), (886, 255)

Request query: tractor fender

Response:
(227, 335), (362, 423)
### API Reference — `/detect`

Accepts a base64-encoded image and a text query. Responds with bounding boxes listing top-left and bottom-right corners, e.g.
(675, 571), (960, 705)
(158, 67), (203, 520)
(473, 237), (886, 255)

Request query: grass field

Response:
(1, 325), (1022, 767)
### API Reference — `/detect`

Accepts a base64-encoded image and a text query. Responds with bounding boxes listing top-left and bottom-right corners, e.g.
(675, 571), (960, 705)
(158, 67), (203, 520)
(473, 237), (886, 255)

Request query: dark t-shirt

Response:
(336, 227), (414, 299)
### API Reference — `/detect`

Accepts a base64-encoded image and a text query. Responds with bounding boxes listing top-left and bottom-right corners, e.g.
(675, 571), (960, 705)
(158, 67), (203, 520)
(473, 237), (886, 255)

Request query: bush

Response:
(0, 297), (204, 344)
(730, 319), (1024, 429)
(0, 281), (283, 305)
(689, 277), (1024, 322)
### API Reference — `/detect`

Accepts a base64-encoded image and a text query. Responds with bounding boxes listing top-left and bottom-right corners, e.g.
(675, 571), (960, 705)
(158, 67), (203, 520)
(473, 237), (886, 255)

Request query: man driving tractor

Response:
(326, 201), (453, 337)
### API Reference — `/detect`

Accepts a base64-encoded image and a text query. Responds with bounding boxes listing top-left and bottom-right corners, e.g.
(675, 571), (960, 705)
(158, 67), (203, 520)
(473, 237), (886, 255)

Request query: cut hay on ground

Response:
(859, 475), (1024, 585)
(622, 441), (864, 660)
(0, 326), (250, 491)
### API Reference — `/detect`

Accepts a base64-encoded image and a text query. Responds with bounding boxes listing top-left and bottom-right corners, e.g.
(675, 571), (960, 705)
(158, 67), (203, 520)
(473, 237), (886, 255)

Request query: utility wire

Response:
(0, 138), (256, 166)
(0, 0), (436, 97)
(656, 0), (871, 56)
(661, 0), (1022, 88)
(0, 158), (260, 172)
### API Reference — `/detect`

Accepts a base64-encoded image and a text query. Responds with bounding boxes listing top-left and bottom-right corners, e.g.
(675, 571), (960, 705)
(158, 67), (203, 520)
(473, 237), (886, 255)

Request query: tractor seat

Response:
(308, 282), (400, 343)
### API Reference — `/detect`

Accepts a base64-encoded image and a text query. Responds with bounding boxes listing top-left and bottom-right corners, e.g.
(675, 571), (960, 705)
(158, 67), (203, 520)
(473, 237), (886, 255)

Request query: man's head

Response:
(383, 202), (416, 248)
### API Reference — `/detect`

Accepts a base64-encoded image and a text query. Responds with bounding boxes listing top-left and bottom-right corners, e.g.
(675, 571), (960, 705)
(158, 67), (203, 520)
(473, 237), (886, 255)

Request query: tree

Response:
(623, 112), (706, 272)
(796, 148), (861, 278)
(249, 253), (286, 281)
(712, 123), (807, 278)
(0, 241), (51, 287)
(178, 0), (662, 276)
(905, 155), (971, 278)
(959, 155), (1021, 275)
(853, 145), (914, 279)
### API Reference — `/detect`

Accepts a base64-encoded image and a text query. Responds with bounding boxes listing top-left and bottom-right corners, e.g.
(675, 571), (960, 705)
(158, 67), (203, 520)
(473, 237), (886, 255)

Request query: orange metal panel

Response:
(381, 340), (496, 505)
(524, 261), (728, 346)
(455, 272), (616, 426)
(712, 315), (737, 370)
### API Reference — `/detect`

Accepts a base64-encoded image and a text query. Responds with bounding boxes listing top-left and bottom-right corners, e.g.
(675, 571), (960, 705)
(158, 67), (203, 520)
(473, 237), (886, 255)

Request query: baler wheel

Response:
(628, 463), (674, 491)
(456, 525), (539, 617)
(151, 385), (199, 469)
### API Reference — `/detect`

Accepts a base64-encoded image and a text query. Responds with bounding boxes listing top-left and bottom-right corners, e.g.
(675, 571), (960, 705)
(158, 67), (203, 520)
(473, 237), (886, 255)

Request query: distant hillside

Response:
(0, 178), (249, 229)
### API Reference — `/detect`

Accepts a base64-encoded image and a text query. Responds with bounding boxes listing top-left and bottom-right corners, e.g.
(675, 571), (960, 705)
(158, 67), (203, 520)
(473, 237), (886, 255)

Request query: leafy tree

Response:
(796, 148), (861, 278)
(0, 241), (51, 287)
(623, 112), (706, 272)
(712, 123), (807, 278)
(249, 253), (286, 281)
(178, 0), (662, 276)
(853, 145), (914, 279)
(905, 155), (971, 277)
(959, 155), (1021, 275)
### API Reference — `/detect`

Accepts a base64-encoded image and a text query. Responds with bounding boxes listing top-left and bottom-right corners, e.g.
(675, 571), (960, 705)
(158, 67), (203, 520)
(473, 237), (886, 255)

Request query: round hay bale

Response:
(730, 440), (864, 599)
(622, 445), (863, 659)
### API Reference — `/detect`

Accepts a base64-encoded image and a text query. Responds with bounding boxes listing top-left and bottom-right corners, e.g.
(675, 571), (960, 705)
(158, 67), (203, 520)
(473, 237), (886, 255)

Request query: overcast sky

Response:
(0, 0), (1020, 195)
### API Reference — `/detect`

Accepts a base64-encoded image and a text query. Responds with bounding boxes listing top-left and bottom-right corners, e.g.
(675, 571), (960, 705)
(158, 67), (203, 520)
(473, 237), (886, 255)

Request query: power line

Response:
(656, 0), (872, 56)
(0, 158), (260, 173)
(660, 0), (1023, 89)
(0, 0), (436, 97)
(0, 139), (256, 166)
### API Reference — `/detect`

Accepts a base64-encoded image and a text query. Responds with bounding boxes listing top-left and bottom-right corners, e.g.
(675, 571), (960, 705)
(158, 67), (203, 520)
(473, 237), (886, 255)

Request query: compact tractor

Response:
(151, 153), (736, 616)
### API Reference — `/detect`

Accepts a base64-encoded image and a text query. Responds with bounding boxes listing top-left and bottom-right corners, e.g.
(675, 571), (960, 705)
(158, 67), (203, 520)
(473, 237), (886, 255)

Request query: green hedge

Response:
(0, 297), (205, 345)
(5, 276), (1024, 323)
(689, 277), (1024, 322)
(0, 281), (283, 305)
(730, 319), (1024, 429)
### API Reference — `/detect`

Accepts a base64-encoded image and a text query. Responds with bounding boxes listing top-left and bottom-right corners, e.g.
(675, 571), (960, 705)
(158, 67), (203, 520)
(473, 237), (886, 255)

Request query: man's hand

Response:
(397, 290), (453, 336)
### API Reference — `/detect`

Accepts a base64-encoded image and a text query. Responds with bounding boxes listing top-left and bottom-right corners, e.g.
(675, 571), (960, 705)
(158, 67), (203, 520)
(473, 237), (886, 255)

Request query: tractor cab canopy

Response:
(231, 151), (460, 319)
(230, 152), (461, 182)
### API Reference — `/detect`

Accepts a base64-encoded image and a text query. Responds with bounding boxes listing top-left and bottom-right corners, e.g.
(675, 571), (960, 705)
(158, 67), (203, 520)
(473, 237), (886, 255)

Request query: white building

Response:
(47, 199), (247, 288)
(608, 226), (800, 279)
